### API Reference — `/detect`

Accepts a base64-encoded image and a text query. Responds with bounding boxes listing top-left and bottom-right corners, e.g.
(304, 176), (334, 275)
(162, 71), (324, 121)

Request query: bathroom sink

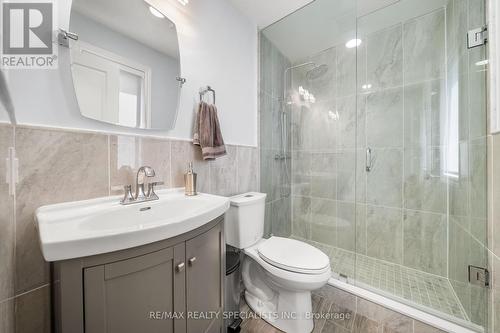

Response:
(35, 188), (230, 261)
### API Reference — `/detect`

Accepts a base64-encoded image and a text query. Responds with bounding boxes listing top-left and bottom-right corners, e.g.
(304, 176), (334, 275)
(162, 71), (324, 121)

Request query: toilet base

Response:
(244, 289), (314, 333)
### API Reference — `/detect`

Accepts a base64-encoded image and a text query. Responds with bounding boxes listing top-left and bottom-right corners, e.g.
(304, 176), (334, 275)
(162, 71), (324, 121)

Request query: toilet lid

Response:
(257, 237), (330, 274)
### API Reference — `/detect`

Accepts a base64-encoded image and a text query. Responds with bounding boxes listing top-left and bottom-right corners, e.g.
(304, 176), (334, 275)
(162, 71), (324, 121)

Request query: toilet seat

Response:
(257, 237), (330, 275)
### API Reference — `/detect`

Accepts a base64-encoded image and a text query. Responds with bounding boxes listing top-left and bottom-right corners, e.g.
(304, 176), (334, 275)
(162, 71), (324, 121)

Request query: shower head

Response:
(306, 64), (329, 80)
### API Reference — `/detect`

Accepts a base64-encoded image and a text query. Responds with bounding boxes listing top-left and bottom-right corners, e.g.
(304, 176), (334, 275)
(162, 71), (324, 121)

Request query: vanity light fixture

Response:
(346, 38), (362, 49)
(178, 0), (189, 6)
(149, 6), (165, 18)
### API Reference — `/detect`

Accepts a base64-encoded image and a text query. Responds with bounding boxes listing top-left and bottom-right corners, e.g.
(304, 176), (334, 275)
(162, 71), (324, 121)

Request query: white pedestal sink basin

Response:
(35, 188), (230, 261)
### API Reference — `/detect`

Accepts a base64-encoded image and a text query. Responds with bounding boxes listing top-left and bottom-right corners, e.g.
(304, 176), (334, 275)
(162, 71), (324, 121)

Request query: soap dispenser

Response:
(184, 162), (197, 196)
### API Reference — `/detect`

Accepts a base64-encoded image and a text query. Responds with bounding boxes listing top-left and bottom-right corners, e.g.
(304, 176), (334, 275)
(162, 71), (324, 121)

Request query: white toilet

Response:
(225, 192), (331, 333)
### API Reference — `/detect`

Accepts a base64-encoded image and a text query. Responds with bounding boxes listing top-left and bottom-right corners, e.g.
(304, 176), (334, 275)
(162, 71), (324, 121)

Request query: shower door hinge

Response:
(468, 265), (490, 288)
(5, 147), (18, 197)
(467, 26), (488, 49)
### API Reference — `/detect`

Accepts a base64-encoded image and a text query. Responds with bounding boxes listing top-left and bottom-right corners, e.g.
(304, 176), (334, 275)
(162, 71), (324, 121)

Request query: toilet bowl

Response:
(225, 193), (331, 333)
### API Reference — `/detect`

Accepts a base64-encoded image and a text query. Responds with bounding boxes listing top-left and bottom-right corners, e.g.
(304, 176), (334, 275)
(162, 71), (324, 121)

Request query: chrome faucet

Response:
(135, 166), (155, 200)
(120, 166), (164, 205)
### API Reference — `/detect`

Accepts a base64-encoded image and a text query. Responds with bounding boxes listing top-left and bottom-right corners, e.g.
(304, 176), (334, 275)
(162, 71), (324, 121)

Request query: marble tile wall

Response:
(0, 124), (15, 332)
(289, 44), (357, 264)
(361, 8), (450, 277)
(446, 0), (489, 326)
(259, 34), (292, 238)
(289, 9), (450, 276)
(485, 1), (500, 332)
(288, 1), (490, 327)
(488, 132), (500, 333)
(0, 123), (259, 333)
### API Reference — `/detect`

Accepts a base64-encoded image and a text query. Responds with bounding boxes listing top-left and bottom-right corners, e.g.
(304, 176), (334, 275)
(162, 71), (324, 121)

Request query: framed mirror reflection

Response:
(69, 0), (182, 130)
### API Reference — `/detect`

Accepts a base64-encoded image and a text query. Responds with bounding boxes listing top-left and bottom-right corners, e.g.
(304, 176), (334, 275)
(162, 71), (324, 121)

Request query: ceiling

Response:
(72, 0), (180, 59)
(256, 0), (445, 62)
(262, 0), (357, 62)
(228, 0), (403, 61)
(227, 0), (403, 29)
(226, 0), (315, 28)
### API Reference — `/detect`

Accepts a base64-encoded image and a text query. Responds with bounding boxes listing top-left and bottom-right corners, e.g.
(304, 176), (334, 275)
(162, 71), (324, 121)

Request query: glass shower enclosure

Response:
(259, 0), (489, 330)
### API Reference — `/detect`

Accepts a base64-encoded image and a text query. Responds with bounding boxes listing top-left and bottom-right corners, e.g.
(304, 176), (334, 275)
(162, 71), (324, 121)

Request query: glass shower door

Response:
(260, 0), (359, 284)
(354, 0), (489, 329)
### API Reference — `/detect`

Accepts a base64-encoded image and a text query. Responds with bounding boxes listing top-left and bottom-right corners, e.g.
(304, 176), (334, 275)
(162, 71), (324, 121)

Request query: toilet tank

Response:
(225, 192), (267, 249)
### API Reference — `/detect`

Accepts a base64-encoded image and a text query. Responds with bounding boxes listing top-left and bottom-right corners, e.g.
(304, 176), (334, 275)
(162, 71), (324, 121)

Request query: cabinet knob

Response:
(188, 257), (197, 265)
(176, 262), (185, 272)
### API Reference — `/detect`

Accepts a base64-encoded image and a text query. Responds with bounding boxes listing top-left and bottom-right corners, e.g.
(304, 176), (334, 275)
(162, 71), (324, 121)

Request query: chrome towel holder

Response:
(199, 86), (216, 104)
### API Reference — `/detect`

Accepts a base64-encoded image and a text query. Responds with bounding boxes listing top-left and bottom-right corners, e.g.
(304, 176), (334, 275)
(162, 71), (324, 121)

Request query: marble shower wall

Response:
(289, 43), (358, 266)
(488, 133), (500, 333)
(0, 123), (259, 333)
(445, 0), (489, 326)
(259, 34), (292, 238)
(0, 125), (15, 333)
(488, 0), (500, 323)
(358, 7), (450, 277)
(290, 0), (488, 311)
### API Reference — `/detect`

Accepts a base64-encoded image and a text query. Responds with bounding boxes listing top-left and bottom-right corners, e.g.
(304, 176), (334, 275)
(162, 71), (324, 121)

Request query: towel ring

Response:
(199, 86), (216, 104)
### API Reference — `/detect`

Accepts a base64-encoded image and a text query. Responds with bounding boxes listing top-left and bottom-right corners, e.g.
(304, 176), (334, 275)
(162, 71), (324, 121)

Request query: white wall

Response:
(5, 0), (258, 146)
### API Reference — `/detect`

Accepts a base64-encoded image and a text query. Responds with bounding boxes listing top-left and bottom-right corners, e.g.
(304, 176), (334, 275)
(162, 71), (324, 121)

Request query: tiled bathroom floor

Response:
(239, 288), (446, 333)
(291, 236), (469, 323)
(239, 293), (343, 333)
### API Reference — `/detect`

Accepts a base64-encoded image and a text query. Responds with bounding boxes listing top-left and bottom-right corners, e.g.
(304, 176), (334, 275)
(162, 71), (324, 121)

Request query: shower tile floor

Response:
(291, 236), (469, 323)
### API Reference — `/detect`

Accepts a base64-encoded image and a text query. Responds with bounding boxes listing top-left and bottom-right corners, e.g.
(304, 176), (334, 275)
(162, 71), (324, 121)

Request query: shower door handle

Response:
(366, 148), (374, 172)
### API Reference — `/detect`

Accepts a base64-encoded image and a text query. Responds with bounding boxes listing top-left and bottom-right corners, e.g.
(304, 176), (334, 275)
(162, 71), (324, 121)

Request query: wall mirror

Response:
(68, 0), (181, 130)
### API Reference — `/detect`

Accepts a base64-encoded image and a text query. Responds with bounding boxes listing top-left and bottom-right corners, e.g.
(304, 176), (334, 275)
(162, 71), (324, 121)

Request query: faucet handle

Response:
(120, 185), (134, 204)
(147, 181), (164, 200)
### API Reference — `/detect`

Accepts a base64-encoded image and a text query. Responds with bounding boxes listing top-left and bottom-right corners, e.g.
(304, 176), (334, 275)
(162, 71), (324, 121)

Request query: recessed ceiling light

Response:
(149, 6), (165, 18)
(346, 39), (362, 49)
(178, 0), (189, 5)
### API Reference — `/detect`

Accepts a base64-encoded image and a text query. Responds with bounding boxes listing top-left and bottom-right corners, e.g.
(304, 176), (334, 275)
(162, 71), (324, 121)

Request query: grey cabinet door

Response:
(83, 244), (186, 333)
(186, 225), (223, 333)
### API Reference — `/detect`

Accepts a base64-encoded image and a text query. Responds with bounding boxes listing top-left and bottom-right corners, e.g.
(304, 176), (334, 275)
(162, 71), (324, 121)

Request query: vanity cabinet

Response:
(54, 216), (224, 333)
